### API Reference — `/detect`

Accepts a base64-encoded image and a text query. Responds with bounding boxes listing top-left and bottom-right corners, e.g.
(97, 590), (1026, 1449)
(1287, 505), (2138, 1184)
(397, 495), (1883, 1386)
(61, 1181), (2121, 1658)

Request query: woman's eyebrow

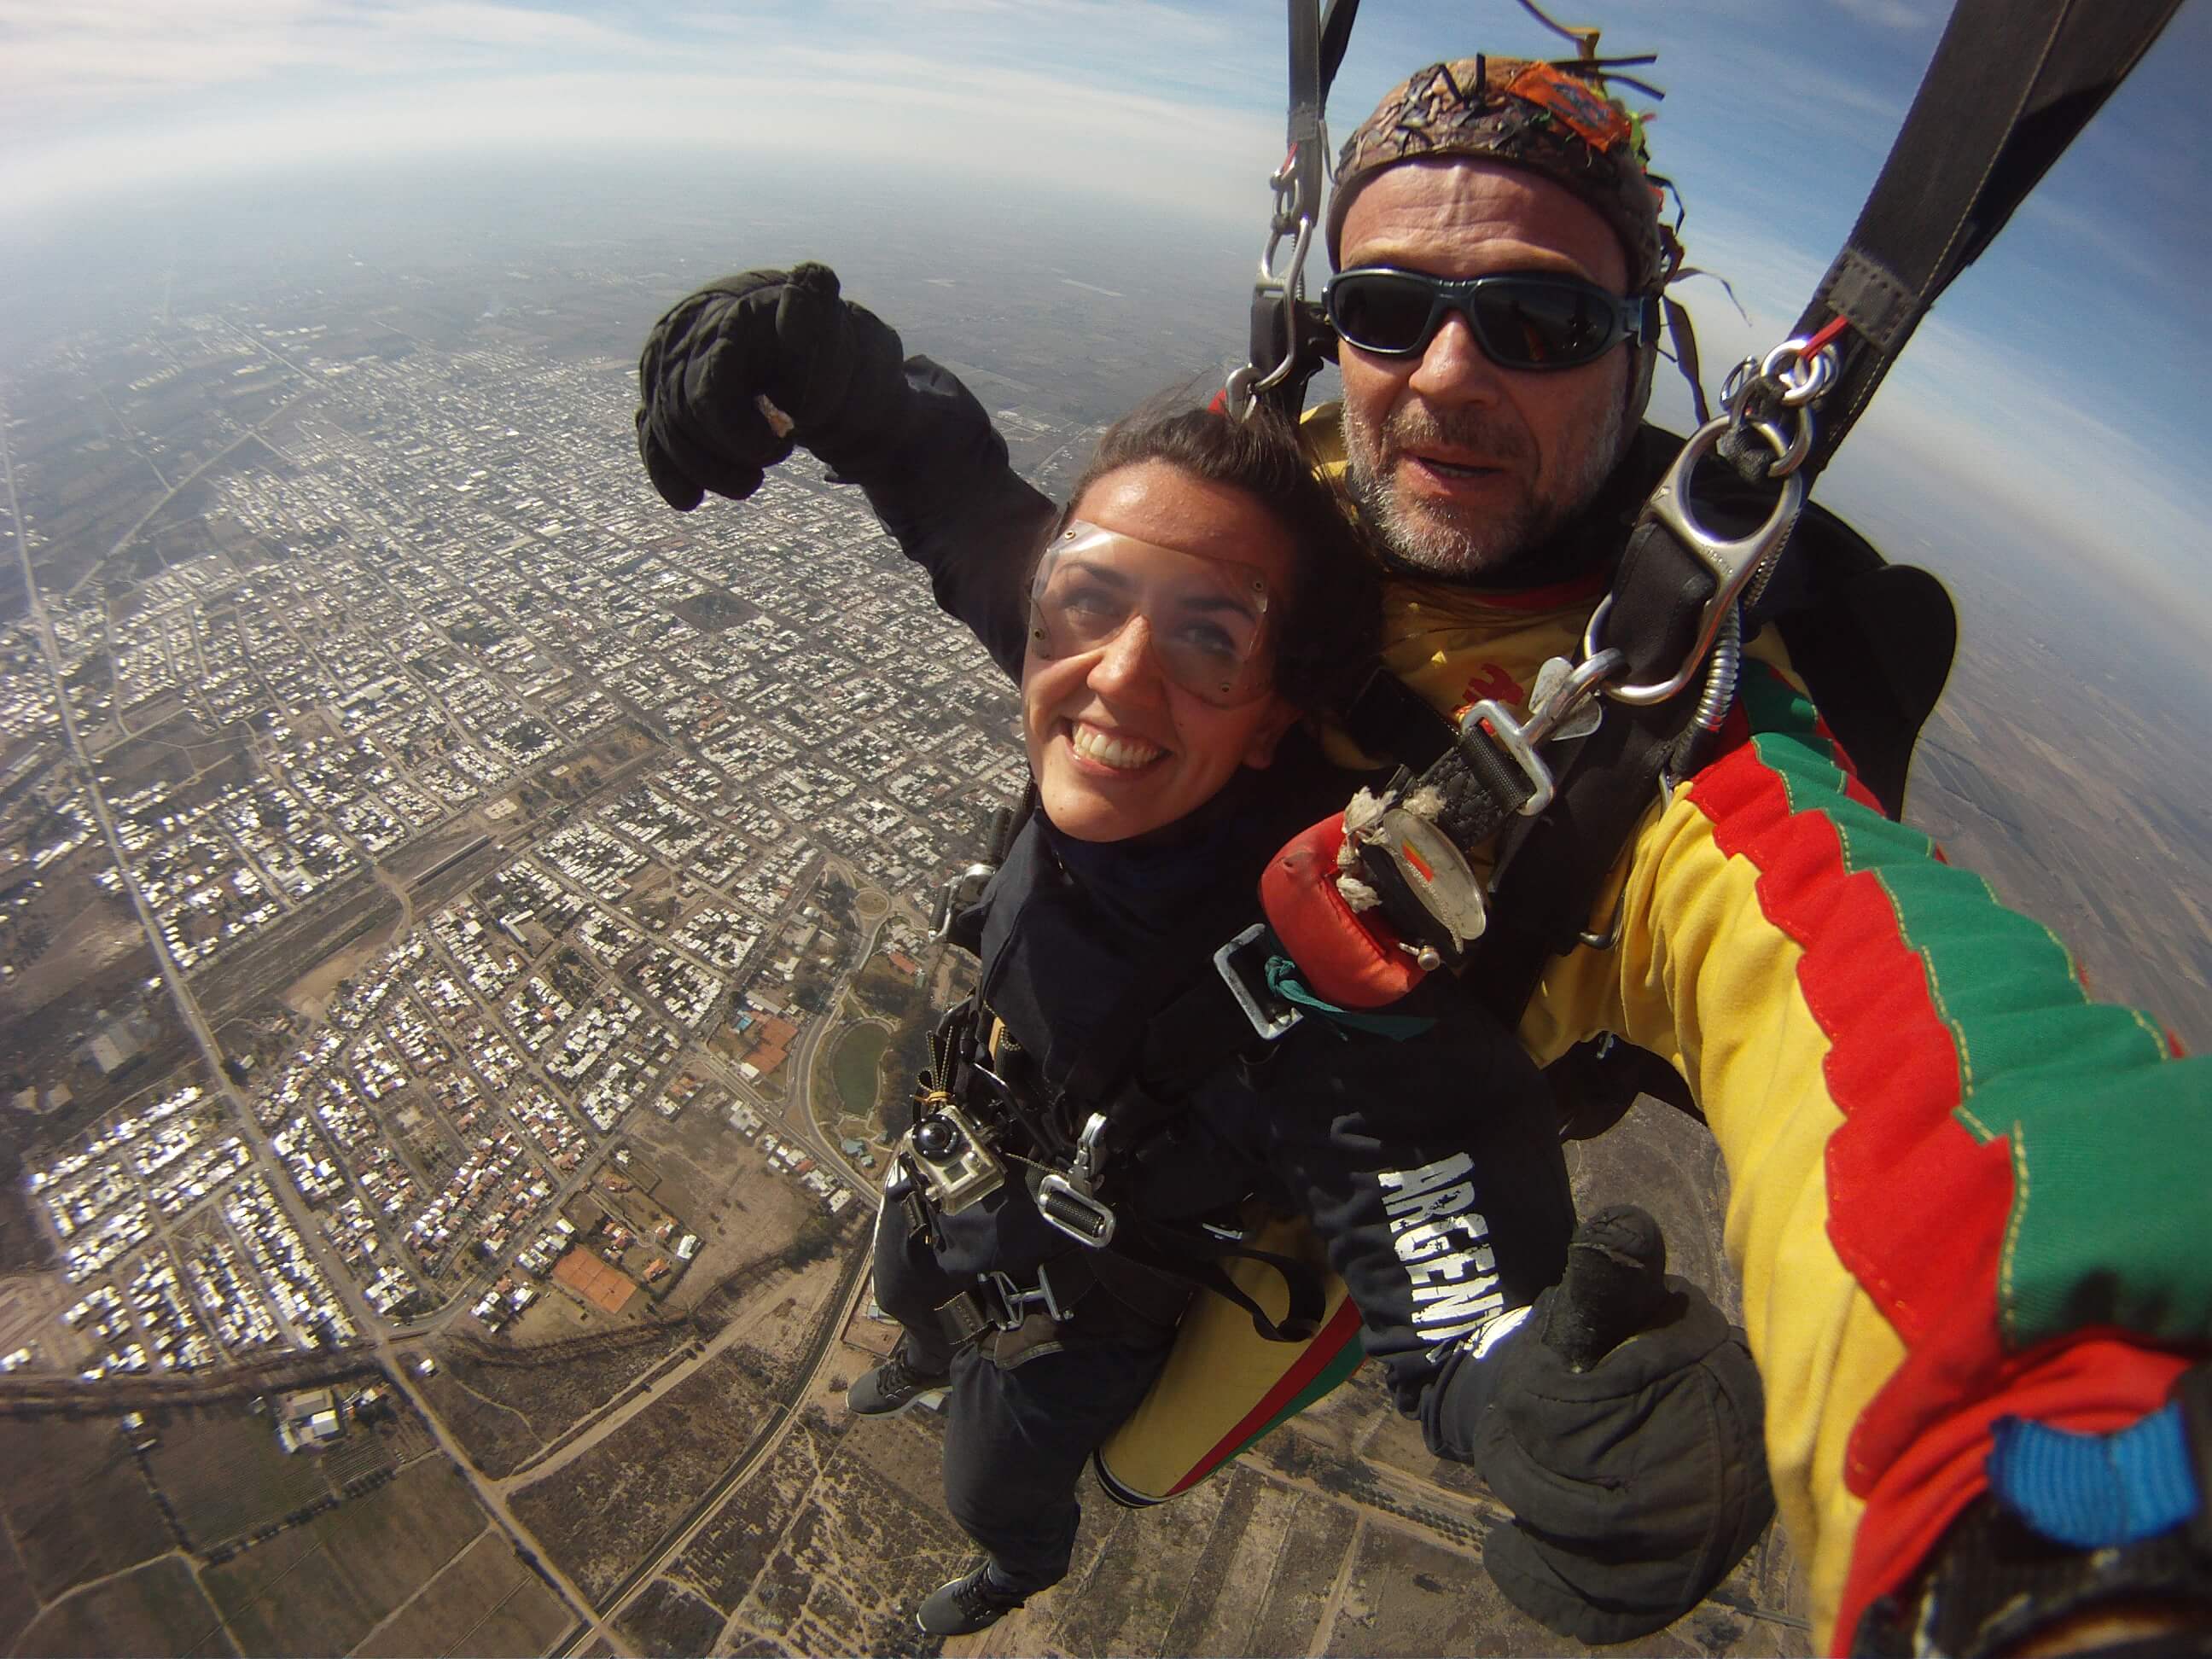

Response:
(1058, 557), (1133, 588)
(1177, 591), (1262, 617)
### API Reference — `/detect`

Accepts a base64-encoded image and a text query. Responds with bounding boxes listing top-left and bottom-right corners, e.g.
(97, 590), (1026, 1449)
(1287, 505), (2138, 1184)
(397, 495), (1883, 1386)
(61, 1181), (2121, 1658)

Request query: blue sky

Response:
(1, 1), (2203, 660)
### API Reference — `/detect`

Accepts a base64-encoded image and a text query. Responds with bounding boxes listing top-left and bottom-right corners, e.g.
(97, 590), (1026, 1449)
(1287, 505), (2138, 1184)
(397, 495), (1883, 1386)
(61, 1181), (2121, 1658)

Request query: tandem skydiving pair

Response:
(633, 43), (2212, 1659)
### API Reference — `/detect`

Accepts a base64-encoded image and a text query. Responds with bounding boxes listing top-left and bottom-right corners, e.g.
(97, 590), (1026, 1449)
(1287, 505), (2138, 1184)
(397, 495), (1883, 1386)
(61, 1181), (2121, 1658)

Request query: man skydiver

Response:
(632, 56), (2212, 1656)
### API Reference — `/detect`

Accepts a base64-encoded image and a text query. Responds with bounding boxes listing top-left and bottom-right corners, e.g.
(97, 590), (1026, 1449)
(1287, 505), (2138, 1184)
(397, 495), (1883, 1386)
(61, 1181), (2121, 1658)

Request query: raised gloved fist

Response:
(633, 261), (910, 512)
(1430, 1205), (1776, 1644)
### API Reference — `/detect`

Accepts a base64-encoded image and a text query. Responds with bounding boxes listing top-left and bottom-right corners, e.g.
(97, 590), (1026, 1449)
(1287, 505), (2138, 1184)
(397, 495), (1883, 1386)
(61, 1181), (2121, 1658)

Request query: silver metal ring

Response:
(1222, 365), (1258, 419)
(1767, 407), (1813, 474)
(1761, 337), (1837, 408)
(1720, 357), (1758, 413)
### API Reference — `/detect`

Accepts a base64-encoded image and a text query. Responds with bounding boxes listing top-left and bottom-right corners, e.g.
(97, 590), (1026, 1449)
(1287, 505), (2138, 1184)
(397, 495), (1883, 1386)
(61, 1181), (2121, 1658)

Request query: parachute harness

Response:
(1223, 0), (1338, 418)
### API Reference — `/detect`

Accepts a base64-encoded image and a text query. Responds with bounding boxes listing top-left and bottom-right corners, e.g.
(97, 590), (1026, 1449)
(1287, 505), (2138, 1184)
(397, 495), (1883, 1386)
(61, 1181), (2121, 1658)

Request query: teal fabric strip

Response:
(1264, 957), (1435, 1041)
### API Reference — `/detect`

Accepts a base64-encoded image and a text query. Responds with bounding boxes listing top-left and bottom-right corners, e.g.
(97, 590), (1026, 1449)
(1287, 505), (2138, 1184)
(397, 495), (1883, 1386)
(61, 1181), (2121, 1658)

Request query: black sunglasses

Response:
(1323, 267), (1653, 370)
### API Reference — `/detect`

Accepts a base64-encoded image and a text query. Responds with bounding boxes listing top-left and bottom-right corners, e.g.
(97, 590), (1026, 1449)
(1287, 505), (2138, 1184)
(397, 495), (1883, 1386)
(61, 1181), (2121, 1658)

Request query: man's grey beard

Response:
(1342, 394), (1625, 579)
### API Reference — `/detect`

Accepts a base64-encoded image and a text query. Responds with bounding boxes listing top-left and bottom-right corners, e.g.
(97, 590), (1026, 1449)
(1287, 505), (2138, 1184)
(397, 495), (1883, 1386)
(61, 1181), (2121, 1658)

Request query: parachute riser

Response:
(1226, 0), (1355, 421)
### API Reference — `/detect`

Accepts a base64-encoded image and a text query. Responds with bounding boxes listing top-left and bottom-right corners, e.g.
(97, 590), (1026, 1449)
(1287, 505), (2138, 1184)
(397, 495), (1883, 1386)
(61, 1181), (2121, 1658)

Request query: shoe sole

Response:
(848, 1384), (948, 1419)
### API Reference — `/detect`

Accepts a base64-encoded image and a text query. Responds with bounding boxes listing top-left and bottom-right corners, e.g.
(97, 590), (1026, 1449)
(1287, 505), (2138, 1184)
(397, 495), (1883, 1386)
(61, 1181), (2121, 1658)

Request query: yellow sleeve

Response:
(1522, 656), (2206, 1650)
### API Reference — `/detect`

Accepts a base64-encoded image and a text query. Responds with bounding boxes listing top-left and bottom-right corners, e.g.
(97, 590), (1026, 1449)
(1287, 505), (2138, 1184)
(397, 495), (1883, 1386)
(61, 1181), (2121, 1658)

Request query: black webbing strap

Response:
(1468, 468), (1770, 1015)
(1110, 1209), (1326, 1344)
(1317, 0), (1359, 97)
(1339, 666), (1457, 772)
(1248, 0), (1360, 418)
(1047, 882), (1268, 1109)
(1776, 0), (2182, 483)
(1471, 688), (1693, 1023)
(1338, 662), (1557, 855)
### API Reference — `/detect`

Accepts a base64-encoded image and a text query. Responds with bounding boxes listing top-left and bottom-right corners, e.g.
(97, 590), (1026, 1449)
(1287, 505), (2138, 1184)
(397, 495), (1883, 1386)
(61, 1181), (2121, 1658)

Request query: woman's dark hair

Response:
(1052, 397), (1382, 715)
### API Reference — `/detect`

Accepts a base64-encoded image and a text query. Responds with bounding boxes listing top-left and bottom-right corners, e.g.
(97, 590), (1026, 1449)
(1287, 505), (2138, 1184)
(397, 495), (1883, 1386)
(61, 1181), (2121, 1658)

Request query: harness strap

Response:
(1244, 0), (1360, 419)
(1339, 666), (1457, 774)
(1755, 0), (2182, 486)
(1110, 1210), (1327, 1344)
(1046, 881), (1269, 1109)
(1472, 691), (1688, 1022)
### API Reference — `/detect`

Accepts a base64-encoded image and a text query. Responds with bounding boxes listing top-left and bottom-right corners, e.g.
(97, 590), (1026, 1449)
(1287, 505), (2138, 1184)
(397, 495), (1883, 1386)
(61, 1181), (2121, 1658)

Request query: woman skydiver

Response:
(847, 398), (1768, 1640)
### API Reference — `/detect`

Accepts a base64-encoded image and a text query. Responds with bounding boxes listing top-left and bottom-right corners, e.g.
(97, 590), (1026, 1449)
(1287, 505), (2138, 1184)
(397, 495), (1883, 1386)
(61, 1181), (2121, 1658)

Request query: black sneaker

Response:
(846, 1348), (951, 1417)
(916, 1563), (1028, 1637)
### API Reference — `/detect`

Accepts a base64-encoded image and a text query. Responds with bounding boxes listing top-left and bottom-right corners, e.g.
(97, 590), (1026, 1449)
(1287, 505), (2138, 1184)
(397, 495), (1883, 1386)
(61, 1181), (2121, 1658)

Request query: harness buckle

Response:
(1213, 923), (1303, 1042)
(988, 1267), (1073, 1326)
(940, 1269), (1067, 1345)
(1464, 700), (1559, 818)
(1036, 1115), (1117, 1248)
(1037, 1174), (1117, 1248)
(1586, 416), (1807, 707)
(930, 860), (999, 942)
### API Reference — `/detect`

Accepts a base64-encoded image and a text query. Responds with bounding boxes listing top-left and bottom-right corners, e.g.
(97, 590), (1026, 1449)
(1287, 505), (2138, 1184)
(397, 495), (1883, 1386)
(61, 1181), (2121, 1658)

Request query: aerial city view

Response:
(2, 4), (2206, 1658)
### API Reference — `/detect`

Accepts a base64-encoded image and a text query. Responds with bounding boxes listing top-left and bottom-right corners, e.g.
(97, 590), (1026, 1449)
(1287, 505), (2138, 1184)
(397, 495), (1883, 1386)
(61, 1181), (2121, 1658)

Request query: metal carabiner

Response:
(1586, 417), (1805, 706)
(1227, 212), (1318, 416)
(1462, 649), (1621, 818)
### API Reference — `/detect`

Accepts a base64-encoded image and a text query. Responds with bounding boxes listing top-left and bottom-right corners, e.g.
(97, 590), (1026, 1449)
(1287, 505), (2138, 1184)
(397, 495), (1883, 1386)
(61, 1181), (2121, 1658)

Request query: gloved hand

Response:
(634, 262), (911, 511)
(1424, 1204), (1776, 1644)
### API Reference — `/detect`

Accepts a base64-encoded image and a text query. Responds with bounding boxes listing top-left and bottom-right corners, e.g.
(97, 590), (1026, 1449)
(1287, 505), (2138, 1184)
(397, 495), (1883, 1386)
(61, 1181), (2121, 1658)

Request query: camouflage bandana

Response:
(1326, 56), (1679, 294)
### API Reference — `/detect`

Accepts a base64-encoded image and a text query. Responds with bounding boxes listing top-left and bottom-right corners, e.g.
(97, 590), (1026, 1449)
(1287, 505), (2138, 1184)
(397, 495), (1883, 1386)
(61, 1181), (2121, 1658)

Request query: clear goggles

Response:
(1027, 521), (1276, 707)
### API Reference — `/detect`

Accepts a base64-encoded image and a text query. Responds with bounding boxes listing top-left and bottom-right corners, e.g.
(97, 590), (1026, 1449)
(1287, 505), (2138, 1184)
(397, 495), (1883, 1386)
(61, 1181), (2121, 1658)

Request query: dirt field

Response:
(198, 1458), (487, 1656)
(660, 1413), (973, 1658)
(0, 1525), (38, 1652)
(0, 855), (146, 1025)
(10, 1552), (236, 1659)
(352, 1528), (573, 1658)
(0, 1416), (174, 1603)
(508, 1348), (773, 1603)
(142, 1406), (331, 1551)
(0, 939), (179, 1145)
(620, 1094), (816, 1314)
(617, 1579), (727, 1658)
(278, 926), (409, 1025)
(0, 1161), (56, 1272)
(416, 1324), (692, 1479)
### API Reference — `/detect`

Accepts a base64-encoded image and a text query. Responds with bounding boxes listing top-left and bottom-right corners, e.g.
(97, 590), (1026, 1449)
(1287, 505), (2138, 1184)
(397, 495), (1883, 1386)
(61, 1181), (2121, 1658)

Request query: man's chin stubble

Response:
(1345, 397), (1627, 582)
(1346, 456), (1532, 579)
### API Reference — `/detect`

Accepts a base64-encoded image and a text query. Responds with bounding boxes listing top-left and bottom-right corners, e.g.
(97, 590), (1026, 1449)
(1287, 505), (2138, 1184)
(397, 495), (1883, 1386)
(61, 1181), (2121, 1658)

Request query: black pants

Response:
(870, 1200), (1172, 1593)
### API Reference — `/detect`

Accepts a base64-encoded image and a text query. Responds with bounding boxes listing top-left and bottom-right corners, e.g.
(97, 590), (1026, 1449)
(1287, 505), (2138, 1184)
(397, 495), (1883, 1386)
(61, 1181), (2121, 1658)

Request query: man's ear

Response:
(1241, 698), (1303, 770)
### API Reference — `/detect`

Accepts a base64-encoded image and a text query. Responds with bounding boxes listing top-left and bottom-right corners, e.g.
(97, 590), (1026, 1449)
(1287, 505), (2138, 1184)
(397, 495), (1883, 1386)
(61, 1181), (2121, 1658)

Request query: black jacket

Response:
(936, 782), (1575, 1412)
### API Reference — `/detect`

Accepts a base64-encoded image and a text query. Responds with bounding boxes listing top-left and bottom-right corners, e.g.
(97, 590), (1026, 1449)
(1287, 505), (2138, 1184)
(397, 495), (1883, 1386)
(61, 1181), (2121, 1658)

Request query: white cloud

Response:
(0, 57), (1276, 225)
(1827, 0), (1941, 30)
(0, 1), (671, 109)
(0, 0), (1284, 219)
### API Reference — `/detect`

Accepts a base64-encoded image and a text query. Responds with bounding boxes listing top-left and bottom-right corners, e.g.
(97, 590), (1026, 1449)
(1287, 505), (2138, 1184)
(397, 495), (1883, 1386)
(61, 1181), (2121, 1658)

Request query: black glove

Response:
(1424, 1204), (1776, 1644)
(633, 262), (911, 511)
